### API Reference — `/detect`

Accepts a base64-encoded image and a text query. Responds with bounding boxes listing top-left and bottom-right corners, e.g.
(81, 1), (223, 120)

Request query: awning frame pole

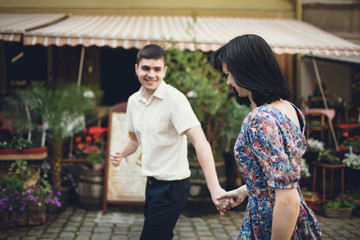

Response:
(69, 46), (85, 159)
(77, 46), (85, 87)
(311, 56), (339, 151)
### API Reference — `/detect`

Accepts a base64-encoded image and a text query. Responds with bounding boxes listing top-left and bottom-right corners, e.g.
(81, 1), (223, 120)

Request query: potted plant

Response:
(339, 133), (360, 153)
(300, 158), (311, 179)
(303, 138), (325, 162)
(165, 41), (254, 198)
(221, 100), (251, 189)
(301, 188), (320, 211)
(0, 160), (61, 228)
(342, 152), (360, 170)
(0, 136), (48, 160)
(323, 193), (360, 218)
(74, 130), (106, 170)
(299, 159), (318, 209)
(2, 83), (98, 192)
(165, 41), (231, 199)
(74, 129), (106, 209)
(317, 149), (342, 165)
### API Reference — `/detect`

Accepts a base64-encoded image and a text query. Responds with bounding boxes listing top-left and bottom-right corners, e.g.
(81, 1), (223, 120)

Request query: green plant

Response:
(163, 13), (242, 161)
(3, 83), (99, 191)
(8, 159), (33, 182)
(325, 193), (360, 209)
(85, 150), (106, 169)
(166, 47), (230, 157)
(318, 149), (341, 164)
(0, 136), (33, 150)
(221, 100), (251, 153)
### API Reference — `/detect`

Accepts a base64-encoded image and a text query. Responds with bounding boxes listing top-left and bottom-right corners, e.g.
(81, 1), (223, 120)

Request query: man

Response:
(110, 44), (227, 240)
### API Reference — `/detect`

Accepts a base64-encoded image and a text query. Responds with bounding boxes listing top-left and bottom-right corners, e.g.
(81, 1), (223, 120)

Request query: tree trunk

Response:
(52, 154), (62, 191)
(50, 133), (63, 191)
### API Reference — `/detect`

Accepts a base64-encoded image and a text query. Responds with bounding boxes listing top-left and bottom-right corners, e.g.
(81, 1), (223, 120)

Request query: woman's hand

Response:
(225, 185), (248, 208)
(212, 185), (248, 215)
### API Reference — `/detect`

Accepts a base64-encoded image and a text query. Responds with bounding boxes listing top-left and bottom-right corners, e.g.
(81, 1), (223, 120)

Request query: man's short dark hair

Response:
(136, 44), (167, 66)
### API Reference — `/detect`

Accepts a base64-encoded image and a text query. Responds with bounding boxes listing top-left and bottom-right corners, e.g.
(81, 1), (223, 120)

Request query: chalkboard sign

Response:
(102, 102), (146, 213)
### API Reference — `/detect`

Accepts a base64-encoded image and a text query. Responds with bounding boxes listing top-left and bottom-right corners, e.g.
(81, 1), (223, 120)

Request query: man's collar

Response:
(152, 81), (166, 100)
(139, 81), (166, 104)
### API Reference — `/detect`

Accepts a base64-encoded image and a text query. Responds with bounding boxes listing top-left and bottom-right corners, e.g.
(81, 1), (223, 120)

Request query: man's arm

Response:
(110, 132), (139, 167)
(185, 125), (227, 213)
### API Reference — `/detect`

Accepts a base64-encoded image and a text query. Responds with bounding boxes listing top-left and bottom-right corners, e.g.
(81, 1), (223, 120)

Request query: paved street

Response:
(1, 202), (360, 240)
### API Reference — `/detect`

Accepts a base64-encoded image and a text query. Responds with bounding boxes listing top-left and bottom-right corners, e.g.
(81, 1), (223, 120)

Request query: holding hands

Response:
(212, 185), (248, 215)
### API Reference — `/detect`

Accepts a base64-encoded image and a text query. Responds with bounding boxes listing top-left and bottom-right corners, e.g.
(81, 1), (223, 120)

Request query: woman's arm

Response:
(271, 188), (300, 240)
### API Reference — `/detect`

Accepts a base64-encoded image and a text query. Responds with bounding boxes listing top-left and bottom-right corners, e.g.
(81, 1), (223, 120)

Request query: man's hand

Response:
(110, 152), (125, 167)
(110, 132), (138, 168)
(213, 185), (248, 215)
(210, 187), (234, 215)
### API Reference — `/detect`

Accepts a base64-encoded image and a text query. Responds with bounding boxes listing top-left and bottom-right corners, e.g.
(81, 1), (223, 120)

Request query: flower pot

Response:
(304, 197), (315, 209)
(28, 209), (46, 225)
(323, 207), (353, 218)
(78, 167), (104, 210)
(0, 147), (48, 160)
(338, 146), (349, 152)
(0, 212), (27, 229)
(188, 159), (226, 201)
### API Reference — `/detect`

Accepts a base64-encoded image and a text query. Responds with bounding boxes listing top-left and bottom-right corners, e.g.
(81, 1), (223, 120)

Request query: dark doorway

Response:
(6, 43), (47, 91)
(100, 47), (139, 106)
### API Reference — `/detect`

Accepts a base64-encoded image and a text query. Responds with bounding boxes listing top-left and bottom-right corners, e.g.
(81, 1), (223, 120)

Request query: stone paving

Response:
(1, 203), (360, 240)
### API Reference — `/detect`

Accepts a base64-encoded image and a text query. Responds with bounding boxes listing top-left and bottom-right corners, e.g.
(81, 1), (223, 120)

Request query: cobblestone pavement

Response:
(1, 203), (360, 240)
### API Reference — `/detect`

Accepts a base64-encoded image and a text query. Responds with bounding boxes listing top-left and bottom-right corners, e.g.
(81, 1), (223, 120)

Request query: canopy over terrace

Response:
(4, 14), (360, 149)
(22, 15), (360, 57)
(0, 13), (69, 42)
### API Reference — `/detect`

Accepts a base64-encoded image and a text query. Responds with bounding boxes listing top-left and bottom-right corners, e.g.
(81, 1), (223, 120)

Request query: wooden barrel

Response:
(78, 168), (104, 209)
(188, 159), (227, 201)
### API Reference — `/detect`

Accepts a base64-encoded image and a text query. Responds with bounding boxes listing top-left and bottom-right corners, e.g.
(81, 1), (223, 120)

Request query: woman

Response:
(210, 34), (322, 239)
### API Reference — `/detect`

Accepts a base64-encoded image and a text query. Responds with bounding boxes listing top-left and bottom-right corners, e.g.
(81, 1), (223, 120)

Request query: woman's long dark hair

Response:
(210, 34), (290, 106)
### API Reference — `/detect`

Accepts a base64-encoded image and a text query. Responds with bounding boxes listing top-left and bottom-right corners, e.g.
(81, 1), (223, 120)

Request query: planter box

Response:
(323, 207), (353, 218)
(28, 209), (46, 225)
(0, 209), (46, 229)
(0, 147), (48, 160)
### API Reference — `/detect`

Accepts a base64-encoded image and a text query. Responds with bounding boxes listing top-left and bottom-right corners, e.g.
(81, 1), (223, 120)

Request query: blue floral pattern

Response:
(234, 103), (322, 239)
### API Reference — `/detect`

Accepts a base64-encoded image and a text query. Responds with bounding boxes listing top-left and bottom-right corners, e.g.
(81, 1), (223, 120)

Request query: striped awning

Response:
(0, 13), (69, 42)
(11, 14), (360, 56)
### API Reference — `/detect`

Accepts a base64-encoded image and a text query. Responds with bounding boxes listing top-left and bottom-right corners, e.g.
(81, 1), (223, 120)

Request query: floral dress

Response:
(234, 103), (322, 239)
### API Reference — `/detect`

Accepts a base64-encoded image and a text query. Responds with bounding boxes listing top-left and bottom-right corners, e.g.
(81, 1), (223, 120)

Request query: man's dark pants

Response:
(139, 177), (190, 240)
